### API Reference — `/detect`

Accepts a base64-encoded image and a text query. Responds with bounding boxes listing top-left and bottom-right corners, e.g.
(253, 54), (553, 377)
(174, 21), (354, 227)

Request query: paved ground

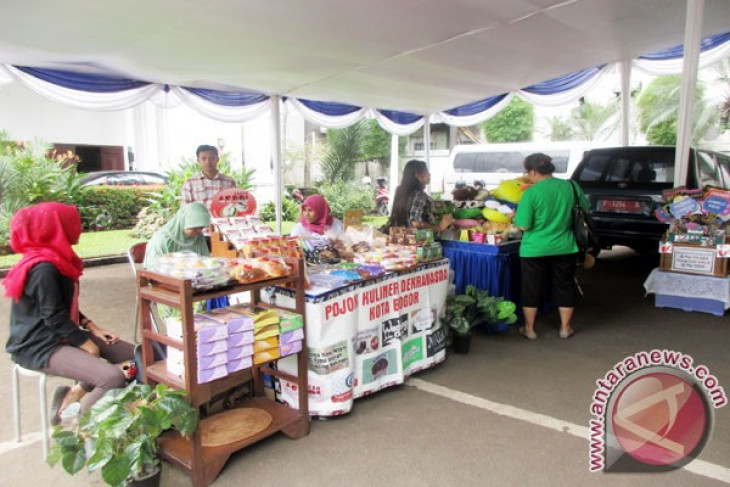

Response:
(0, 248), (728, 486)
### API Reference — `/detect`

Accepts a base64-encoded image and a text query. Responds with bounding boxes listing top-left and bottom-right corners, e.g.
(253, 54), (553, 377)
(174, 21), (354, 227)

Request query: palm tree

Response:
(636, 75), (720, 145)
(544, 116), (575, 141)
(319, 121), (365, 184)
(570, 97), (619, 141)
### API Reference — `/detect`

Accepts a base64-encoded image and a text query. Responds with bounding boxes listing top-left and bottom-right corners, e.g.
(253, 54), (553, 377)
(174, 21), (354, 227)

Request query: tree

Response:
(636, 75), (718, 145)
(482, 96), (534, 142)
(361, 120), (391, 168)
(570, 97), (619, 141)
(545, 116), (575, 141)
(319, 121), (365, 183)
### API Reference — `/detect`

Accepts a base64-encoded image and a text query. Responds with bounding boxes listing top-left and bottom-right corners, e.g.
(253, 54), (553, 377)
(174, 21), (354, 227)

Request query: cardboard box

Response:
(280, 328), (304, 345)
(200, 308), (254, 333)
(659, 243), (729, 277)
(166, 315), (228, 343)
(253, 336), (279, 353)
(253, 348), (281, 365)
(227, 344), (254, 361)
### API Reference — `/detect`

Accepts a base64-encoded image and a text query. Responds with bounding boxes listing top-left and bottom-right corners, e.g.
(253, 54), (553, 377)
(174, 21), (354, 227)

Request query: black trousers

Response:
(520, 253), (578, 308)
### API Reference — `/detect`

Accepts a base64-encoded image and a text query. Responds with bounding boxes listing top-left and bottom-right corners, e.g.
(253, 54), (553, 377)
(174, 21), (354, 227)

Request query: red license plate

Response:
(598, 199), (643, 213)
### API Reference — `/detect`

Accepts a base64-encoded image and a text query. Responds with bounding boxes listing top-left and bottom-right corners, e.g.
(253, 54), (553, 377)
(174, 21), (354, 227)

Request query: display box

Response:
(253, 336), (279, 353)
(200, 308), (254, 333)
(227, 344), (254, 361)
(659, 243), (729, 277)
(417, 243), (443, 262)
(167, 315), (228, 343)
(655, 294), (726, 316)
(388, 227), (434, 246)
(280, 327), (304, 345)
(432, 200), (454, 215)
(226, 356), (253, 374)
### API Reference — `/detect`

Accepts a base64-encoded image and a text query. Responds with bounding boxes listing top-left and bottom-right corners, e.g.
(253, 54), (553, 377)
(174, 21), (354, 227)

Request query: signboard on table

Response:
(274, 260), (450, 416)
(209, 188), (257, 217)
(660, 244), (729, 277)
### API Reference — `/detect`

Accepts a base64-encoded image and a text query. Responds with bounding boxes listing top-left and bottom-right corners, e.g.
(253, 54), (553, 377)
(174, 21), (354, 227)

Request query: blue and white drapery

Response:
(0, 32), (728, 134)
(634, 32), (730, 75)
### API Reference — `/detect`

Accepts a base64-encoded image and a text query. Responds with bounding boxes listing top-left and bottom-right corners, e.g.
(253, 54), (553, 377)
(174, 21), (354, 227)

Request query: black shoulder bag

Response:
(570, 180), (599, 251)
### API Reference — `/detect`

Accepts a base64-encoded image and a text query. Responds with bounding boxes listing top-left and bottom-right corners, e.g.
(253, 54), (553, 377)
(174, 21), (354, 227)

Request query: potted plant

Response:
(441, 285), (518, 354)
(48, 382), (198, 487)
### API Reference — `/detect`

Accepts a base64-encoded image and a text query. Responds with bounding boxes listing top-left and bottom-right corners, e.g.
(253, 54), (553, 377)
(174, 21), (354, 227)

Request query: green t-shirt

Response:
(514, 178), (588, 258)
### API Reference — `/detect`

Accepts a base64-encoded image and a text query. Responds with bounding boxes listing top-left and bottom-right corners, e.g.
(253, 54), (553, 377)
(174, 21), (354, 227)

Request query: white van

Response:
(442, 142), (597, 193)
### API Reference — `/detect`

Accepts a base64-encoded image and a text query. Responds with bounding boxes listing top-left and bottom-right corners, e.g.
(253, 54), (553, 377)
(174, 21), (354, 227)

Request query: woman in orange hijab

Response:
(3, 202), (134, 424)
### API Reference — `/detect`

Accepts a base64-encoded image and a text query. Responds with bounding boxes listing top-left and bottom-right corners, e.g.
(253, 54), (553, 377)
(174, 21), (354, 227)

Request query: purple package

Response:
(227, 344), (254, 361)
(227, 330), (255, 347)
(280, 328), (304, 345)
(198, 352), (228, 370)
(197, 339), (228, 357)
(198, 364), (228, 384)
(226, 356), (253, 374)
(279, 339), (303, 357)
(201, 309), (255, 333)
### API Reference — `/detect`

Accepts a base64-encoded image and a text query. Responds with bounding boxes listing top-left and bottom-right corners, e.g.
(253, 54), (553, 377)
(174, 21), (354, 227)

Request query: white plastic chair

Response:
(12, 364), (50, 459)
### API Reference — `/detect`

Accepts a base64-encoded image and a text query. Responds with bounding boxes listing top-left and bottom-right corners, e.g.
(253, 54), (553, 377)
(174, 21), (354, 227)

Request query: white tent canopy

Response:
(0, 0), (729, 117)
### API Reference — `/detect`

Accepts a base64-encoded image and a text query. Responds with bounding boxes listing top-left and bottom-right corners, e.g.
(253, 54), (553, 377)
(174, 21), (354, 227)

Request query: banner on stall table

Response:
(274, 260), (450, 416)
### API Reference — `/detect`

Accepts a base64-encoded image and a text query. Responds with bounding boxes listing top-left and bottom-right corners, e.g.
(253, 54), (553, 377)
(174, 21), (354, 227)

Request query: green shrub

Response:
(259, 197), (300, 222)
(77, 186), (157, 231)
(0, 134), (84, 247)
(317, 180), (374, 219)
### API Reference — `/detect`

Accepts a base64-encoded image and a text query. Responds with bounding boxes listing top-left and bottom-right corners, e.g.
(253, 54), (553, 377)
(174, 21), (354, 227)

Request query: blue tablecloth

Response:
(441, 240), (520, 300)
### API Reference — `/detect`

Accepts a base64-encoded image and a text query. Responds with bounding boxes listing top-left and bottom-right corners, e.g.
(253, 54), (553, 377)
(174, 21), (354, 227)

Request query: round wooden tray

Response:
(200, 408), (273, 447)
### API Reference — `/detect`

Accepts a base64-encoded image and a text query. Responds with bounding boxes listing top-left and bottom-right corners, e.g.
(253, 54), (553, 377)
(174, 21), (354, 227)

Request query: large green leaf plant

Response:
(441, 285), (517, 336)
(48, 382), (198, 487)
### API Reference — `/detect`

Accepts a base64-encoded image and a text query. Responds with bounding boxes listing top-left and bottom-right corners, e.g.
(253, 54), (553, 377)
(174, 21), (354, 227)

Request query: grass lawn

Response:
(0, 215), (388, 269)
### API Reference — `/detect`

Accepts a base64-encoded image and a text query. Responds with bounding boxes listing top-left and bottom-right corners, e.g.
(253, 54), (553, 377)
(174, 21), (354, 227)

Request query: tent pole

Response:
(271, 95), (283, 234)
(674, 0), (704, 187)
(390, 133), (399, 211)
(423, 115), (431, 193)
(620, 60), (631, 147)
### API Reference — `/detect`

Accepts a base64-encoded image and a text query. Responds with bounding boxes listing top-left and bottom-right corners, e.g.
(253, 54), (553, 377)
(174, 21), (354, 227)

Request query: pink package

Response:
(227, 356), (253, 374)
(227, 330), (254, 347)
(279, 328), (304, 345)
(227, 344), (254, 361)
(279, 339), (303, 357)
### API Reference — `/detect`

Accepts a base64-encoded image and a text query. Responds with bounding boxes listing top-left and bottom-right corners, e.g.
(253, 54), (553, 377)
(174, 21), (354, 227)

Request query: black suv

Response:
(571, 146), (730, 253)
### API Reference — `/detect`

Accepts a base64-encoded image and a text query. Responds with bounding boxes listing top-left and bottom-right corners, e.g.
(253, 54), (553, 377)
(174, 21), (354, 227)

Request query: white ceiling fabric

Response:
(0, 0), (728, 117)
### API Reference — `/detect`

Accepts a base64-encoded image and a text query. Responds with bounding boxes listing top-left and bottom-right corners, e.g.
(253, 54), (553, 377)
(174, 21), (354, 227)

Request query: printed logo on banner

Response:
(362, 348), (399, 385)
(410, 307), (435, 333)
(308, 341), (349, 375)
(401, 337), (424, 370)
(352, 327), (380, 355)
(426, 328), (447, 357)
(382, 314), (409, 346)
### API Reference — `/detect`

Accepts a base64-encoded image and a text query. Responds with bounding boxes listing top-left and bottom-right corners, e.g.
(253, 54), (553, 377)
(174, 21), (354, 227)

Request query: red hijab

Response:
(300, 195), (334, 235)
(3, 203), (84, 309)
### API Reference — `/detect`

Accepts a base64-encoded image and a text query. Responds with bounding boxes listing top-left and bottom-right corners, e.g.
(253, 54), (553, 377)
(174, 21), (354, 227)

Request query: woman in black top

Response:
(389, 159), (453, 230)
(3, 203), (134, 423)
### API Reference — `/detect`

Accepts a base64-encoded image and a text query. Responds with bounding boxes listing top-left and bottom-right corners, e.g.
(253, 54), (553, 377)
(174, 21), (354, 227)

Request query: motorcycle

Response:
(375, 184), (389, 216)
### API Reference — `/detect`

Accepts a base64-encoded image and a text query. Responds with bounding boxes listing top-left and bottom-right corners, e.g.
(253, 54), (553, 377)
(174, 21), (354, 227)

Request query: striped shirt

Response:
(182, 172), (237, 209)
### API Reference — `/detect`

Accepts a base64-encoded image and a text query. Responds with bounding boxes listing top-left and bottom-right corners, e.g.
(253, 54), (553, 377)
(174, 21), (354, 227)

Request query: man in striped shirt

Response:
(182, 145), (236, 210)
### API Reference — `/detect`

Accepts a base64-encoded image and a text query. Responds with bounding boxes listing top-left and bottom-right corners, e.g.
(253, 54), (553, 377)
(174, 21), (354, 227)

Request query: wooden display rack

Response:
(137, 258), (309, 487)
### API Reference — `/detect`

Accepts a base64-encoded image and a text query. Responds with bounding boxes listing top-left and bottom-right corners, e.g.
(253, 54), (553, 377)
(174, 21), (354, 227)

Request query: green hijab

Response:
(144, 202), (211, 268)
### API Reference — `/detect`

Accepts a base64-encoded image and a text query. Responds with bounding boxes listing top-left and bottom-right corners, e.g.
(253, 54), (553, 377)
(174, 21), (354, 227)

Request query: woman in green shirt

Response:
(513, 153), (589, 340)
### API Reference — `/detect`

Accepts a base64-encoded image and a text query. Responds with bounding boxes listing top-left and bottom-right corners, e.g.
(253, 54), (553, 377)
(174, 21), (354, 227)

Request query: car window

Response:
(575, 150), (674, 183)
(454, 153), (477, 173)
(140, 174), (167, 185)
(543, 150), (570, 173)
(697, 151), (723, 187)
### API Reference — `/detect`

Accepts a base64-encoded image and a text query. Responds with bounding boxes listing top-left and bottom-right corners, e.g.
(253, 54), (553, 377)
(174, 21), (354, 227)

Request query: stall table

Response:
(644, 268), (730, 316)
(266, 259), (450, 417)
(441, 240), (520, 300)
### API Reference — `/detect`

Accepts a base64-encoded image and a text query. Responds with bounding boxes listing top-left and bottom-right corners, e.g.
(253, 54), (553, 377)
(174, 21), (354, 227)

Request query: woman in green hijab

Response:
(144, 202), (211, 268)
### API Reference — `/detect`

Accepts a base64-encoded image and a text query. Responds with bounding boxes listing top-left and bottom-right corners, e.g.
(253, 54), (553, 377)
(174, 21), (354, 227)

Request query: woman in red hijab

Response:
(290, 194), (344, 237)
(3, 202), (134, 424)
